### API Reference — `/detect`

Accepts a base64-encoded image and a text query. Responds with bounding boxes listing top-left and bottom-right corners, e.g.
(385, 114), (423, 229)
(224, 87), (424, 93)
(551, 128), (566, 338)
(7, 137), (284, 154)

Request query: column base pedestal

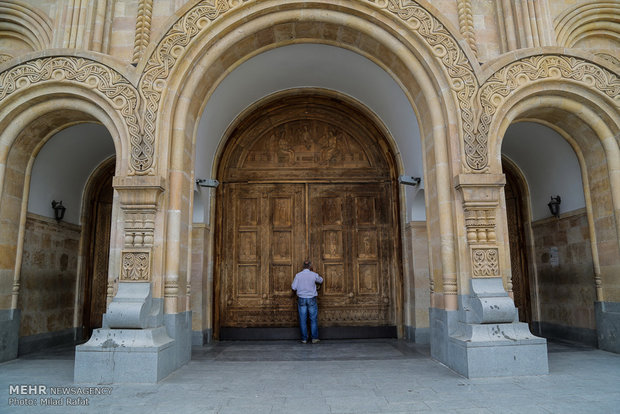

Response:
(431, 307), (548, 378)
(449, 322), (548, 377)
(74, 327), (175, 384)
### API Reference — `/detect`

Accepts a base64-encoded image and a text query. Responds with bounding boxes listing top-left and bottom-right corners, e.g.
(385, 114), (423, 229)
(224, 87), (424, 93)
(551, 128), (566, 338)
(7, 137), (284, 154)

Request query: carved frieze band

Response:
(138, 0), (237, 175)
(478, 55), (620, 154)
(0, 57), (142, 166)
(465, 208), (496, 244)
(225, 307), (389, 325)
(124, 210), (155, 247)
(471, 247), (499, 278)
(120, 249), (151, 281)
(376, 0), (482, 170)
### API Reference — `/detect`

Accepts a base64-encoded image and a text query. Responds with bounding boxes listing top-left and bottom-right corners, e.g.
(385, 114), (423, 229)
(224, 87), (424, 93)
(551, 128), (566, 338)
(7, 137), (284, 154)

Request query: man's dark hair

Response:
(303, 260), (312, 269)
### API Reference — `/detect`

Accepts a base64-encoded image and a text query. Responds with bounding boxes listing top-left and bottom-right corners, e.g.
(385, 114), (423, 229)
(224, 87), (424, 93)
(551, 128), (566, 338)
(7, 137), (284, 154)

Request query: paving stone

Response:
(0, 339), (618, 413)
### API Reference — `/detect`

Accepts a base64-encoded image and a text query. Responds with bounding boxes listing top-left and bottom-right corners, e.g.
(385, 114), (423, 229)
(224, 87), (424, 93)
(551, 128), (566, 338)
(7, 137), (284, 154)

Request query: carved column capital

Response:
(455, 174), (506, 209)
(113, 175), (166, 208)
(113, 176), (166, 249)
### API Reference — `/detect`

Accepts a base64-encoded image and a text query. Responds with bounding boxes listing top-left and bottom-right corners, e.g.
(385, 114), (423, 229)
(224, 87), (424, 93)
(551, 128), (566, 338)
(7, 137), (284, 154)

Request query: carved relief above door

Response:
(216, 93), (400, 333)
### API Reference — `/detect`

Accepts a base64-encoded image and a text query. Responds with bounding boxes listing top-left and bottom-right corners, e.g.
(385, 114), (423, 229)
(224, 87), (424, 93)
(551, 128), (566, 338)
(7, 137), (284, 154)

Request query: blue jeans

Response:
(297, 296), (319, 341)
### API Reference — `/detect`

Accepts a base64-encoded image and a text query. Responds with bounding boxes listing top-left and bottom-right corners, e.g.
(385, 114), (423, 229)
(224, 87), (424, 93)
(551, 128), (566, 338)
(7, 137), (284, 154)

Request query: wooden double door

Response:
(219, 181), (395, 329)
(216, 92), (400, 334)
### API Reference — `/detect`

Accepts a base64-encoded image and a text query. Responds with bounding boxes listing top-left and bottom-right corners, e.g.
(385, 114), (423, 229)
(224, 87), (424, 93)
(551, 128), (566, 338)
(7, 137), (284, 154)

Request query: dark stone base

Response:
(0, 309), (20, 362)
(18, 327), (82, 356)
(220, 326), (397, 340)
(595, 301), (620, 353)
(405, 325), (430, 344)
(75, 312), (192, 384)
(430, 307), (548, 378)
(164, 312), (192, 368)
(192, 329), (213, 346)
(532, 321), (598, 347)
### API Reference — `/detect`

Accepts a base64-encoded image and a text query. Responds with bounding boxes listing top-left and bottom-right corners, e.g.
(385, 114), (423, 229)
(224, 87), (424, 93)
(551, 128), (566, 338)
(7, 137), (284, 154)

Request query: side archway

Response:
(488, 69), (620, 350)
(0, 57), (134, 360)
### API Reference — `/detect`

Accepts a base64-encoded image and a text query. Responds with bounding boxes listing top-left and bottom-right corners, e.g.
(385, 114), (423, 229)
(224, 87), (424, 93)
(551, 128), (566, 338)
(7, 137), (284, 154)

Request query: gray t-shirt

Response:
(292, 269), (324, 298)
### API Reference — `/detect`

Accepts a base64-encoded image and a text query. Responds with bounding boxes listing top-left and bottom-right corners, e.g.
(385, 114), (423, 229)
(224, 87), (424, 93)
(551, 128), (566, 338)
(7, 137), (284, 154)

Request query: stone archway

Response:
(214, 92), (402, 339)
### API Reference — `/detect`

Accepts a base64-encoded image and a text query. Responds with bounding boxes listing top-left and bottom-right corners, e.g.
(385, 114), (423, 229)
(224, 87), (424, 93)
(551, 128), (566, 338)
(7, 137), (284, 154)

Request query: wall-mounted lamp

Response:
(547, 195), (561, 218)
(51, 200), (66, 222)
(398, 175), (421, 186)
(196, 178), (219, 188)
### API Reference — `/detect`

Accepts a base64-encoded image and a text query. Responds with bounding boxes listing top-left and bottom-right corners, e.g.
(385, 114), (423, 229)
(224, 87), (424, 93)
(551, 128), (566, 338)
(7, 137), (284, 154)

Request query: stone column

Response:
(434, 174), (548, 378)
(75, 176), (186, 383)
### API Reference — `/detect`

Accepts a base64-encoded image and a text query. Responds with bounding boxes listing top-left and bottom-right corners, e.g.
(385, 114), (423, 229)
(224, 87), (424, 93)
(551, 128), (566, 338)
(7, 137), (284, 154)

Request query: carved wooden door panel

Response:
(221, 183), (306, 327)
(217, 93), (400, 333)
(504, 164), (532, 324)
(83, 165), (113, 338)
(309, 183), (393, 326)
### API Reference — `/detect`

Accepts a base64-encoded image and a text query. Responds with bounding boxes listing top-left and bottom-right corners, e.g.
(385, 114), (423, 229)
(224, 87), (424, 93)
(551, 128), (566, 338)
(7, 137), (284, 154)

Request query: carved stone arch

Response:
(554, 1), (620, 49)
(479, 53), (620, 175)
(489, 87), (620, 308)
(148, 0), (474, 312)
(0, 1), (53, 53)
(0, 55), (141, 176)
(139, 0), (482, 176)
(0, 56), (138, 311)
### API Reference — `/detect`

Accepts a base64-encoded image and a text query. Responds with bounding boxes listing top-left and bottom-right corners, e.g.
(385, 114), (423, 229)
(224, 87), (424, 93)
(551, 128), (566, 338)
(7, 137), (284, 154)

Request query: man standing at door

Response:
(292, 260), (324, 344)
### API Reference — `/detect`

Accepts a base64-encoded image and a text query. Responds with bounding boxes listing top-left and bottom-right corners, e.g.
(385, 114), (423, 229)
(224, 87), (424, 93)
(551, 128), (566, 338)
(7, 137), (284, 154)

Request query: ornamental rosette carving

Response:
(121, 250), (151, 281)
(478, 55), (620, 150)
(0, 57), (142, 168)
(472, 248), (499, 278)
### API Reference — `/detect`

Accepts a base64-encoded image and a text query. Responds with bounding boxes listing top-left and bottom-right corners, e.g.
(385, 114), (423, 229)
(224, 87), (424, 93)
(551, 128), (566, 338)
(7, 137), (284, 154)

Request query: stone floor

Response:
(1, 339), (619, 413)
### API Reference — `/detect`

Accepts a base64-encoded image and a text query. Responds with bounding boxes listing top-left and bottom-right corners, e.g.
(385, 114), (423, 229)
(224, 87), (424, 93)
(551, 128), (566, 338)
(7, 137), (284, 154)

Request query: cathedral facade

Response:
(0, 0), (618, 382)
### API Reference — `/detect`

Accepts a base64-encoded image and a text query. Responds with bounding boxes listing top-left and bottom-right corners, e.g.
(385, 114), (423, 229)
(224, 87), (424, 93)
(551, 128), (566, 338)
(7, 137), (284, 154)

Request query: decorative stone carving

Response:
(374, 0), (481, 171)
(0, 57), (142, 170)
(0, 54), (12, 65)
(457, 0), (478, 58)
(120, 250), (151, 281)
(478, 56), (620, 157)
(456, 174), (506, 281)
(471, 248), (499, 278)
(113, 176), (165, 284)
(132, 0), (154, 65)
(139, 0), (238, 175)
(124, 211), (155, 247)
(464, 208), (496, 244)
(139, 0), (483, 176)
(596, 53), (620, 69)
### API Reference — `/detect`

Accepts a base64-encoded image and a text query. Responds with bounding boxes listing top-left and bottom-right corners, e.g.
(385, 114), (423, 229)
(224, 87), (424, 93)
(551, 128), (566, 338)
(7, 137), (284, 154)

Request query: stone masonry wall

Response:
(18, 214), (81, 338)
(531, 209), (597, 340)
